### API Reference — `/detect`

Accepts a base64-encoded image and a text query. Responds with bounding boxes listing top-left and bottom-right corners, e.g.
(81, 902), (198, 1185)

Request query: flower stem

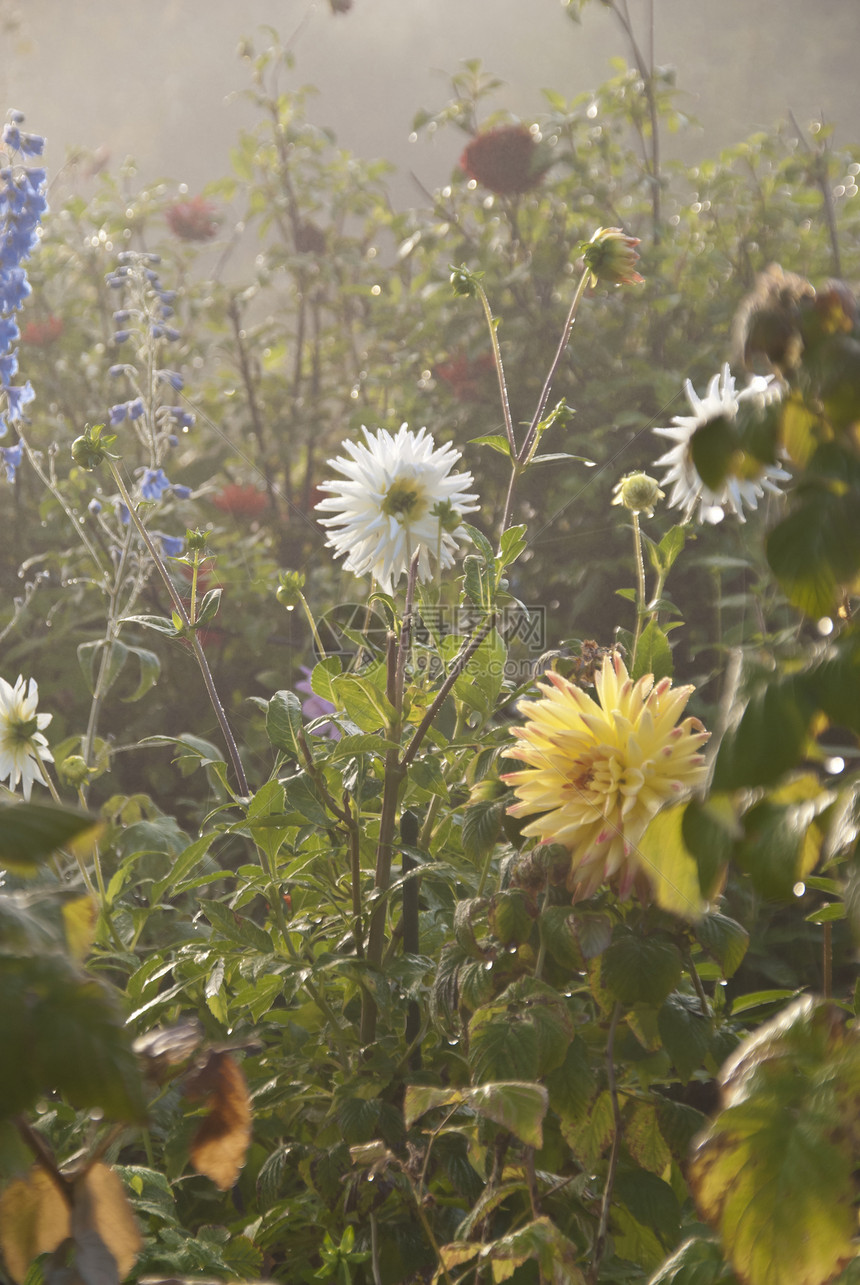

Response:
(630, 511), (647, 666)
(498, 265), (590, 536)
(107, 461), (249, 796)
(475, 281), (516, 456)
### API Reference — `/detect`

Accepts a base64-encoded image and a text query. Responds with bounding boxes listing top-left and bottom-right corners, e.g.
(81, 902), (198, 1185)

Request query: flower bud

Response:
(276, 569), (307, 608)
(612, 471), (664, 517)
(71, 424), (118, 470)
(59, 755), (91, 788)
(581, 227), (644, 287)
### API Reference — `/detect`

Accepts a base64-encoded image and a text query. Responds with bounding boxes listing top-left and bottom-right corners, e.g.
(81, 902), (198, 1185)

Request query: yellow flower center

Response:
(381, 476), (428, 522)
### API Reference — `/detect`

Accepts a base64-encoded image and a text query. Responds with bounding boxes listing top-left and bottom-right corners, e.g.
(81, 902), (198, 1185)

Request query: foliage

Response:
(0, 8), (858, 1285)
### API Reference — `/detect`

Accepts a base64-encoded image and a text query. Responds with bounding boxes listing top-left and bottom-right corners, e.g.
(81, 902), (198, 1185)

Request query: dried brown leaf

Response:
(73, 1163), (142, 1280)
(186, 1051), (252, 1190)
(0, 1166), (69, 1283)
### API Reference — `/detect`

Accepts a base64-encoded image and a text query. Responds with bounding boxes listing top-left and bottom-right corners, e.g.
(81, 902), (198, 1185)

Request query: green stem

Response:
(499, 265), (590, 535)
(107, 462), (249, 796)
(630, 511), (647, 666)
(475, 282), (516, 456)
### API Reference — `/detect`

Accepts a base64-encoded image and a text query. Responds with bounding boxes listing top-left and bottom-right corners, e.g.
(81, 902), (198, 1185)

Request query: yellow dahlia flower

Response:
(503, 654), (709, 898)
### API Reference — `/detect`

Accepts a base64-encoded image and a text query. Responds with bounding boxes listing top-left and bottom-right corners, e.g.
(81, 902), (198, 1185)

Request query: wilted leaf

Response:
(0, 1163), (140, 1285)
(186, 1051), (253, 1190)
(0, 1166), (68, 1283)
(690, 996), (860, 1285)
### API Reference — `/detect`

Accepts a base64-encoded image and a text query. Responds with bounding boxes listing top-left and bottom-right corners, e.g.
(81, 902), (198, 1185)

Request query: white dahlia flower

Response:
(0, 675), (53, 801)
(653, 364), (790, 524)
(316, 424), (479, 594)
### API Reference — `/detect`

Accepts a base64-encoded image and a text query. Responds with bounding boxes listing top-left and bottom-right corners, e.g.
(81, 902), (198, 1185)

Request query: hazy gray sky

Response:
(5, 0), (859, 202)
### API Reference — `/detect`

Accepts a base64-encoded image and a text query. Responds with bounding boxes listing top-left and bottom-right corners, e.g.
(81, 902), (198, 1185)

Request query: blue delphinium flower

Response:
(140, 467), (171, 501)
(1, 442), (23, 482)
(156, 532), (184, 557)
(0, 112), (47, 466)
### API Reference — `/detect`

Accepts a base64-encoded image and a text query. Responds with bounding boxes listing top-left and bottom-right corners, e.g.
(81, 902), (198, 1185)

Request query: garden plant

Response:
(0, 4), (859, 1285)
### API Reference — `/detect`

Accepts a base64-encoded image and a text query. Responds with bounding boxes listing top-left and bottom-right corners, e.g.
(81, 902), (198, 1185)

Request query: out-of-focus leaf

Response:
(766, 488), (860, 618)
(691, 996), (860, 1285)
(61, 895), (98, 962)
(712, 677), (817, 791)
(186, 1051), (253, 1190)
(637, 805), (703, 920)
(0, 1162), (141, 1285)
(0, 803), (101, 876)
(647, 1234), (739, 1284)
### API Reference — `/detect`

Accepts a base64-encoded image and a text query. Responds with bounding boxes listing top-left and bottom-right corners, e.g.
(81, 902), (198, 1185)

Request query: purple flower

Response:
(88, 498), (102, 514)
(1, 441), (23, 482)
(117, 502), (130, 525)
(171, 483), (192, 500)
(113, 329), (130, 344)
(295, 665), (341, 739)
(109, 403), (127, 426)
(157, 369), (184, 391)
(127, 397), (144, 421)
(139, 467), (171, 501)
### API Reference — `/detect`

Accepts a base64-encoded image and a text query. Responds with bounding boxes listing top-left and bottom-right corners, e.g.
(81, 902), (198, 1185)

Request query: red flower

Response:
(22, 316), (64, 346)
(460, 126), (542, 196)
(434, 351), (495, 402)
(166, 196), (219, 241)
(212, 483), (269, 518)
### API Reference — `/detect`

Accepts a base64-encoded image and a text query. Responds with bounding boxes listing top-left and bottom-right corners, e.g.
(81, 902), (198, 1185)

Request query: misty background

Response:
(3, 0), (859, 207)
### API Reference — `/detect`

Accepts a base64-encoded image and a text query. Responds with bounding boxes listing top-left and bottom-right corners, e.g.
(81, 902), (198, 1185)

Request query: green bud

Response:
(449, 264), (483, 298)
(70, 424), (118, 471)
(611, 471), (664, 517)
(58, 755), (91, 788)
(276, 569), (306, 609)
(185, 528), (208, 552)
(580, 227), (644, 287)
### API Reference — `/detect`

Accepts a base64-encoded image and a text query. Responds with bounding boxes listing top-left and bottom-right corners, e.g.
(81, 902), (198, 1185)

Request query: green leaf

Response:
(712, 677), (817, 790)
(0, 804), (101, 876)
(195, 587), (222, 627)
(694, 913), (749, 979)
(658, 995), (713, 1082)
(266, 690), (305, 758)
(77, 639), (128, 697)
(468, 979), (573, 1084)
(632, 621), (673, 682)
(691, 996), (860, 1285)
(461, 522), (495, 566)
(647, 1234), (739, 1284)
(767, 488), (860, 618)
(690, 413), (740, 492)
(0, 956), (146, 1122)
(614, 1168), (681, 1245)
(626, 1101), (672, 1176)
(683, 798), (737, 901)
(199, 899), (273, 953)
(462, 798), (505, 860)
(601, 933), (684, 1008)
(121, 613), (181, 637)
(637, 805), (703, 920)
(545, 1037), (595, 1123)
(498, 523), (528, 569)
(151, 832), (218, 901)
(332, 675), (394, 731)
(310, 656), (341, 706)
(404, 1081), (548, 1149)
(469, 433), (512, 458)
(120, 645), (161, 703)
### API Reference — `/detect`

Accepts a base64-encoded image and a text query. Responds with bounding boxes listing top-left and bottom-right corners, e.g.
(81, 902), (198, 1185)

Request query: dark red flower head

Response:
(460, 125), (541, 196)
(212, 483), (269, 518)
(22, 316), (64, 346)
(166, 196), (219, 241)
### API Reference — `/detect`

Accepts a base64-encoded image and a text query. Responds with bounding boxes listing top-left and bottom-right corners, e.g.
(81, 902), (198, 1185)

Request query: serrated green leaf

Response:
(695, 913), (749, 978)
(404, 1082), (547, 1148)
(633, 621), (674, 682)
(469, 433), (512, 458)
(601, 933), (684, 1008)
(199, 898), (273, 953)
(691, 996), (860, 1285)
